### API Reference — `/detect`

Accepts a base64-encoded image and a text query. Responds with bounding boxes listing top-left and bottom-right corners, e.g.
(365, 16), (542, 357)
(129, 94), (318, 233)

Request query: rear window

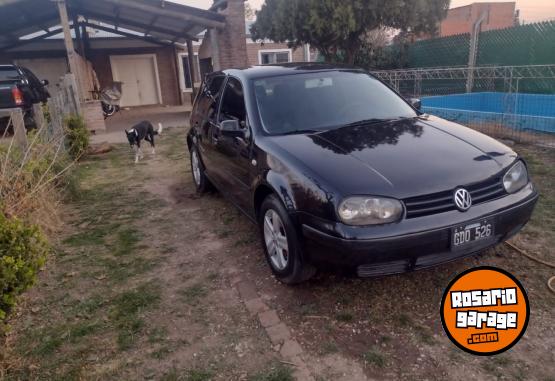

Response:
(0, 67), (20, 81)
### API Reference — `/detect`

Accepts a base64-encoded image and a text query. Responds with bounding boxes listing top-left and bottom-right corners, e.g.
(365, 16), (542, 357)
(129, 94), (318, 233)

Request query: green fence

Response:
(477, 21), (555, 66)
(383, 20), (555, 69)
(406, 33), (470, 68)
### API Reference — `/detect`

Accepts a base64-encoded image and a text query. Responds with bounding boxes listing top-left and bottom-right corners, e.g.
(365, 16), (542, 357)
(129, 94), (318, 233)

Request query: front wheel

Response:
(190, 147), (210, 193)
(259, 195), (316, 284)
(102, 103), (116, 118)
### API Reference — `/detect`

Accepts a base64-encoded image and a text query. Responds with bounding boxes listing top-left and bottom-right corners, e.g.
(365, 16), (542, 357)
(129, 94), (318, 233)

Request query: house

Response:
(181, 20), (312, 100)
(0, 0), (312, 113)
(439, 2), (517, 37)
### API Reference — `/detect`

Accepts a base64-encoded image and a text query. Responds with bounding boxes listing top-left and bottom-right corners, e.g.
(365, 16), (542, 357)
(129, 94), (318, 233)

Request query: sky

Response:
(172, 0), (555, 23)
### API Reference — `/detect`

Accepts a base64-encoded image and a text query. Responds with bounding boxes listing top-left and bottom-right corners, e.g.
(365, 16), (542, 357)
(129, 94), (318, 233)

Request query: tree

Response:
(251, 0), (451, 64)
(245, 2), (256, 21)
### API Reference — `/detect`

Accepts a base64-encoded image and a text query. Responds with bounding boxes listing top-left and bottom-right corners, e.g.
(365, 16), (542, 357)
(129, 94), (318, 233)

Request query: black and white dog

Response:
(125, 121), (163, 163)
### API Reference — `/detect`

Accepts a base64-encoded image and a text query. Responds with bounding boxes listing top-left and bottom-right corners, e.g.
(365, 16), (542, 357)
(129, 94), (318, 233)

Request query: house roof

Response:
(0, 0), (226, 51)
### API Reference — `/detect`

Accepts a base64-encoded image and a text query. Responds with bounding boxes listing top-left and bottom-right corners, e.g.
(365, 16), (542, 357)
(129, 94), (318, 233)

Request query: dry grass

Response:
(468, 122), (555, 147)
(0, 115), (75, 235)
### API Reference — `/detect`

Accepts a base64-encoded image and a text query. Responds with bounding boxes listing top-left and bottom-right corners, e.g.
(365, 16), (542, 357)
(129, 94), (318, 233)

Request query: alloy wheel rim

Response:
(191, 151), (201, 186)
(263, 209), (289, 271)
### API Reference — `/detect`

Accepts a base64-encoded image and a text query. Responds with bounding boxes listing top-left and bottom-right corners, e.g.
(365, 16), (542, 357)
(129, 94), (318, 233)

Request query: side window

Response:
(218, 77), (246, 126)
(195, 75), (225, 120)
(22, 68), (40, 87)
(20, 68), (42, 100)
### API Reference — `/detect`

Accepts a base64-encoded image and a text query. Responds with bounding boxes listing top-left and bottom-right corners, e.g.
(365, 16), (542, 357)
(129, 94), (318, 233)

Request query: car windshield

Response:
(253, 71), (418, 135)
(0, 67), (21, 82)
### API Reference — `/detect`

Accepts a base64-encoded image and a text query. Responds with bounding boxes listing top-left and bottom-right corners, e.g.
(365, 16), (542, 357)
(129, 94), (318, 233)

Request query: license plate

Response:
(451, 219), (494, 248)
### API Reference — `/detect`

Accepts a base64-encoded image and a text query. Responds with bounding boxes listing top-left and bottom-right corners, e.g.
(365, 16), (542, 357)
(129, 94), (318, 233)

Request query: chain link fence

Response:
(372, 65), (555, 147)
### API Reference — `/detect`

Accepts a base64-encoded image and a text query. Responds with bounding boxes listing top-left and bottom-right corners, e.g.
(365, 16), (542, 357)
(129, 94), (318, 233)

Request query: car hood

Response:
(268, 116), (517, 199)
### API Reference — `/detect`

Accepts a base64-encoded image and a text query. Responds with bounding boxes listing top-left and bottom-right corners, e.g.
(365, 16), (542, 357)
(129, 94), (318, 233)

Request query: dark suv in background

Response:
(0, 64), (50, 130)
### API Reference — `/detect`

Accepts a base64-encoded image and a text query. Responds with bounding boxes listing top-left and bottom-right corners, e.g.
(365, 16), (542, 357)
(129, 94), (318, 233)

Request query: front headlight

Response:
(503, 161), (528, 194)
(338, 196), (403, 226)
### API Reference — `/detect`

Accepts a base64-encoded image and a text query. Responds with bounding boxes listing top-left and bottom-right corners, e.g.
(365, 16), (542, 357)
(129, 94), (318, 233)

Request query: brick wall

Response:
(82, 100), (106, 131)
(440, 2), (516, 37)
(213, 0), (248, 69)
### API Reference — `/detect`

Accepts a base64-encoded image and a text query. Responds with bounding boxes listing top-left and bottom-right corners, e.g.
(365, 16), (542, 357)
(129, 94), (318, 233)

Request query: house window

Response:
(180, 54), (201, 91)
(259, 49), (292, 64)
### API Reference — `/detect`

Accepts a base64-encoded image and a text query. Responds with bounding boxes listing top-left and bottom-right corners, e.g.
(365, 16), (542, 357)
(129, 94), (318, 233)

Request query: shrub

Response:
(0, 212), (49, 322)
(64, 115), (89, 160)
(0, 109), (78, 326)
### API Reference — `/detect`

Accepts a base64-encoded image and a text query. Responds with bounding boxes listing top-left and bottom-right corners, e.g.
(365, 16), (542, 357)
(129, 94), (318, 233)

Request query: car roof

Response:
(220, 62), (366, 80)
(0, 64), (17, 69)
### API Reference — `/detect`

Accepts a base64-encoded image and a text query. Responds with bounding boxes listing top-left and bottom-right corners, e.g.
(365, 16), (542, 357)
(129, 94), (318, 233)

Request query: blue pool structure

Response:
(421, 92), (555, 134)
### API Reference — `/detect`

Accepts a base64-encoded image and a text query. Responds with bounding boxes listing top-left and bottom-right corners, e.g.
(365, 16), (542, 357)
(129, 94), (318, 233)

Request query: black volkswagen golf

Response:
(187, 64), (538, 284)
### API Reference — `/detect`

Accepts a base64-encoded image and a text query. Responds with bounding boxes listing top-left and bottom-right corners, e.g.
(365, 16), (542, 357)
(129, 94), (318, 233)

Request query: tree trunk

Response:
(344, 41), (360, 65)
(345, 49), (356, 65)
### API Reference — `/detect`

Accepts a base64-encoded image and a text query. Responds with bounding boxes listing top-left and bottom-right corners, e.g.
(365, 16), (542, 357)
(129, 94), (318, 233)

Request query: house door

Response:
(110, 55), (161, 107)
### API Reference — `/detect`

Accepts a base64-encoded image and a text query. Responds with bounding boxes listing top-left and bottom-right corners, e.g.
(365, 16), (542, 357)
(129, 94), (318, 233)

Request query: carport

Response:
(0, 0), (227, 113)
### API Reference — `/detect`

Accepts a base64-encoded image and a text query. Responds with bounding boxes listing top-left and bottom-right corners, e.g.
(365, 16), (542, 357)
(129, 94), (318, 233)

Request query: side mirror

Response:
(41, 79), (49, 86)
(409, 97), (422, 111)
(219, 119), (244, 137)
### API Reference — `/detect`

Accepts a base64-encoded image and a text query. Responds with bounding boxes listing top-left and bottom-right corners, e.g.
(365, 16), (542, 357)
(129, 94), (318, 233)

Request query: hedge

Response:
(0, 212), (49, 322)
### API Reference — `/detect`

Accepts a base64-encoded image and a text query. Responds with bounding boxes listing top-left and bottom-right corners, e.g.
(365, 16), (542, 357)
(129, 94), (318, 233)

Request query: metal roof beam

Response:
(100, 0), (225, 29)
(144, 15), (158, 36)
(81, 21), (172, 46)
(14, 4), (52, 33)
(0, 27), (65, 52)
(114, 5), (120, 30)
(0, 13), (59, 36)
(70, 8), (198, 42)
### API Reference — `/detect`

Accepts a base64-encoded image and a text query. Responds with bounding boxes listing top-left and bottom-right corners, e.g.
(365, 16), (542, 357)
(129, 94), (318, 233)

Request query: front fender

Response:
(263, 170), (297, 212)
(255, 166), (339, 223)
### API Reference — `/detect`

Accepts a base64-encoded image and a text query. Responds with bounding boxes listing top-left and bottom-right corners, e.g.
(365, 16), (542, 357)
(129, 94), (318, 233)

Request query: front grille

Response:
(404, 176), (506, 219)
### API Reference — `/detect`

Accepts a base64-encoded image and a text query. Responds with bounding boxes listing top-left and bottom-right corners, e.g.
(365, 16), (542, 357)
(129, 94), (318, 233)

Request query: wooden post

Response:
(47, 98), (63, 138)
(81, 23), (90, 56)
(186, 39), (197, 100)
(11, 109), (28, 151)
(64, 74), (81, 115)
(73, 15), (85, 55)
(56, 0), (82, 103)
(210, 29), (221, 71)
(32, 103), (46, 131)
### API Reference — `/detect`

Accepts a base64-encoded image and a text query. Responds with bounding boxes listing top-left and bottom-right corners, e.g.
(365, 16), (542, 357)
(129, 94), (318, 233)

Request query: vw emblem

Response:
(454, 188), (472, 211)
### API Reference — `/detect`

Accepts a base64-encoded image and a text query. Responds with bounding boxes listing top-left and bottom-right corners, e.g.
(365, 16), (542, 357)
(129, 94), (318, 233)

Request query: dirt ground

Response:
(1, 127), (554, 381)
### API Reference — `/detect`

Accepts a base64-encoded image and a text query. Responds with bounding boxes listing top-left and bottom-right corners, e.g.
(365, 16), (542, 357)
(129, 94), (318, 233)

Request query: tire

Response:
(24, 109), (37, 130)
(259, 194), (316, 284)
(102, 103), (116, 118)
(0, 117), (11, 135)
(190, 146), (210, 194)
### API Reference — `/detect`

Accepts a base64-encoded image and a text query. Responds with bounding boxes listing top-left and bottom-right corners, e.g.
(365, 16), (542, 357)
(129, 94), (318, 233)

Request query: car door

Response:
(191, 74), (226, 183)
(212, 76), (253, 212)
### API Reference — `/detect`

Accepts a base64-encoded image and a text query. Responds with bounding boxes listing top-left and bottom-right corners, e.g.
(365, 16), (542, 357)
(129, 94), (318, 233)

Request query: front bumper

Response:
(299, 183), (538, 277)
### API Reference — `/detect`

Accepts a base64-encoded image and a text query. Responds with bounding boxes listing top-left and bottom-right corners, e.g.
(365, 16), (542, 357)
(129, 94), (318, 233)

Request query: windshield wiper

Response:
(280, 129), (321, 136)
(277, 116), (416, 136)
(341, 117), (416, 128)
